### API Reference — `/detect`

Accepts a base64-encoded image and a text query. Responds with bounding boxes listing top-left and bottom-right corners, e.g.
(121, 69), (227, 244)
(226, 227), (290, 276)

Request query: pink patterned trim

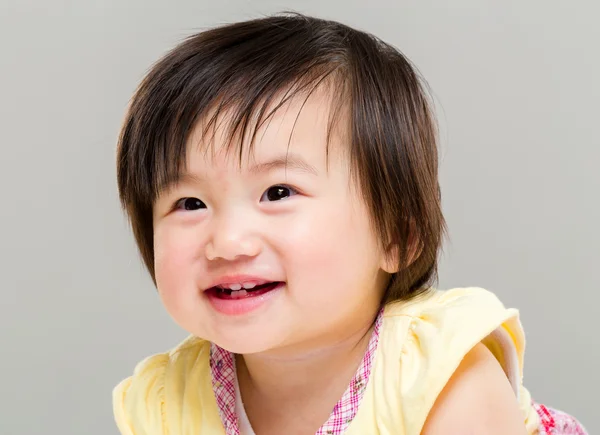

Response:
(534, 403), (587, 435)
(209, 308), (384, 435)
(315, 309), (383, 435)
(209, 345), (238, 435)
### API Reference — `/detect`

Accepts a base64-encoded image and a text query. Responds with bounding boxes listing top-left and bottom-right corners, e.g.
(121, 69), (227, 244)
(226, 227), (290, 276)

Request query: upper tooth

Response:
(220, 282), (260, 291)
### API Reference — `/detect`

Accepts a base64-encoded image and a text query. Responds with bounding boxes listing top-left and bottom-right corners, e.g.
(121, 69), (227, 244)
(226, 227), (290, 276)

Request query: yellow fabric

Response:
(344, 287), (540, 434)
(113, 335), (224, 435)
(113, 287), (539, 434)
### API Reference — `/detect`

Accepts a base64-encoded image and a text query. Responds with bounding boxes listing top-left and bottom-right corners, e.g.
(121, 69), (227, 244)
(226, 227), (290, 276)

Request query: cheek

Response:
(278, 197), (381, 292)
(153, 225), (209, 334)
(153, 224), (201, 299)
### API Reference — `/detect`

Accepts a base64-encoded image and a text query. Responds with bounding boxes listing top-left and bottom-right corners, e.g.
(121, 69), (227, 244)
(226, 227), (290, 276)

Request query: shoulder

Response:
(112, 336), (212, 435)
(113, 352), (170, 435)
(384, 287), (523, 358)
(384, 286), (515, 321)
(381, 287), (531, 433)
(421, 342), (528, 434)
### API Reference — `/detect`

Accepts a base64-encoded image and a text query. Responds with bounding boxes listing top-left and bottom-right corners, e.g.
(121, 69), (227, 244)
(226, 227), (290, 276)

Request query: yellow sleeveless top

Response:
(113, 287), (540, 434)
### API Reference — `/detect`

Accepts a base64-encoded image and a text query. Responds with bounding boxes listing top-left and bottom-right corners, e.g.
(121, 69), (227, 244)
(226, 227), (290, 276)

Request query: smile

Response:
(204, 280), (285, 316)
(209, 282), (284, 299)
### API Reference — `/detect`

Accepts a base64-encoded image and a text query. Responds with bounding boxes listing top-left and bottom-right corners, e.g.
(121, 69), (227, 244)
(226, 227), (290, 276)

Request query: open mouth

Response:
(206, 282), (284, 300)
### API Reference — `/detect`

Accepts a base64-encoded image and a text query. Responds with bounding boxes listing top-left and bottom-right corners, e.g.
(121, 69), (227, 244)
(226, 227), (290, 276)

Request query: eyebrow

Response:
(157, 173), (204, 195)
(158, 153), (318, 194)
(248, 154), (319, 176)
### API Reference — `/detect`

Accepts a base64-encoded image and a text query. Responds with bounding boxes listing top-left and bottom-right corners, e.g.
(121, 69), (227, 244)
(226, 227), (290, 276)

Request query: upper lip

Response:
(203, 275), (279, 291)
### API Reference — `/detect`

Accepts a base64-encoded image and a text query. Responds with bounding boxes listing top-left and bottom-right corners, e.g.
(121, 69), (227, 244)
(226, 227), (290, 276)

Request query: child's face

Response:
(152, 89), (395, 354)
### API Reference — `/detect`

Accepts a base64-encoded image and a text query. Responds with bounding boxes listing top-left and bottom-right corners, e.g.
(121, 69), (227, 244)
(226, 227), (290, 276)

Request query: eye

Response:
(261, 185), (298, 202)
(174, 197), (207, 211)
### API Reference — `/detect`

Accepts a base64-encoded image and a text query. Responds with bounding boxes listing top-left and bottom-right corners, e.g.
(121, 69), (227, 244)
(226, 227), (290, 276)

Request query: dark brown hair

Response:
(116, 12), (446, 303)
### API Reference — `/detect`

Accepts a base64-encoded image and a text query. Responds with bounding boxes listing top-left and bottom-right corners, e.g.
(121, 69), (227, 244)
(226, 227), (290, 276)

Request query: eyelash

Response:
(260, 184), (299, 202)
(173, 184), (299, 211)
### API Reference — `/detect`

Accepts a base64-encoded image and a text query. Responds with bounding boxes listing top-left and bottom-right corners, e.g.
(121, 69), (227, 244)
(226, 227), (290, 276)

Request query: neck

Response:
(235, 310), (380, 432)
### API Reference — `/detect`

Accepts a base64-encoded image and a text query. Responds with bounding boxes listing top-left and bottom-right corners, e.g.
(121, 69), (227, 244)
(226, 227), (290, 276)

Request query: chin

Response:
(213, 338), (277, 355)
(209, 328), (285, 355)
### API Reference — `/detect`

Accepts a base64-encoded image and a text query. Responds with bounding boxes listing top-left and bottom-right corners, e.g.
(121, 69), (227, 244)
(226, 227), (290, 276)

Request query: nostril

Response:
(205, 237), (263, 262)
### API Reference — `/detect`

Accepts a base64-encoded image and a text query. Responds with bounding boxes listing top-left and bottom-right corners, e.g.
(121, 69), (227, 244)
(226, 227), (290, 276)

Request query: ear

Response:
(381, 243), (400, 274)
(381, 225), (422, 274)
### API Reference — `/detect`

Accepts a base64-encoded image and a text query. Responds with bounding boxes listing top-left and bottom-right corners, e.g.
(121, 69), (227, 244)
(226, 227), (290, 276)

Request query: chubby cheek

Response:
(278, 198), (380, 306)
(153, 225), (202, 318)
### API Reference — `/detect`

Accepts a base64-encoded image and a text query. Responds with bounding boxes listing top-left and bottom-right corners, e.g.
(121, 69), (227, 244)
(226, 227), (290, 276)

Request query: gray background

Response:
(1, 1), (598, 434)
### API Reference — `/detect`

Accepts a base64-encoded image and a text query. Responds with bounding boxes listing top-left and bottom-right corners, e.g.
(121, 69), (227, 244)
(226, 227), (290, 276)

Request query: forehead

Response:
(185, 85), (348, 170)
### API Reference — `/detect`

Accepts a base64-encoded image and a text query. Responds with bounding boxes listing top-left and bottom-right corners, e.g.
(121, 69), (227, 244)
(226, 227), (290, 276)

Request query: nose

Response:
(204, 214), (262, 261)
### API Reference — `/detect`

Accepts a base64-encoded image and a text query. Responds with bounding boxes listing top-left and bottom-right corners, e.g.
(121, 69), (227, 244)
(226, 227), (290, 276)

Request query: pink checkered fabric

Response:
(209, 308), (384, 435)
(209, 344), (239, 435)
(534, 403), (588, 435)
(315, 309), (383, 435)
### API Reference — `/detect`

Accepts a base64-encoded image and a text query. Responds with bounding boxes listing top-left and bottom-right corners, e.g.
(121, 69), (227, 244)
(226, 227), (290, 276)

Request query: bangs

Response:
(176, 69), (347, 189)
(117, 18), (349, 210)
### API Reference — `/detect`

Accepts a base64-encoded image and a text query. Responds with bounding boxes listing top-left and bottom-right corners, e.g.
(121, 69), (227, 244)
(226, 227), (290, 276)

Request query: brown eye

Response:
(261, 185), (297, 202)
(175, 197), (206, 211)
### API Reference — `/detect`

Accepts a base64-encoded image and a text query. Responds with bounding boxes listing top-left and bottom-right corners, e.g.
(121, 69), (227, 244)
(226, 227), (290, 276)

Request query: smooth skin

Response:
(422, 343), (528, 434)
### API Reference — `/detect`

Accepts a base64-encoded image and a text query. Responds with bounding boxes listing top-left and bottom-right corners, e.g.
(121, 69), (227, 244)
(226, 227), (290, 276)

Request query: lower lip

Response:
(205, 282), (284, 316)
